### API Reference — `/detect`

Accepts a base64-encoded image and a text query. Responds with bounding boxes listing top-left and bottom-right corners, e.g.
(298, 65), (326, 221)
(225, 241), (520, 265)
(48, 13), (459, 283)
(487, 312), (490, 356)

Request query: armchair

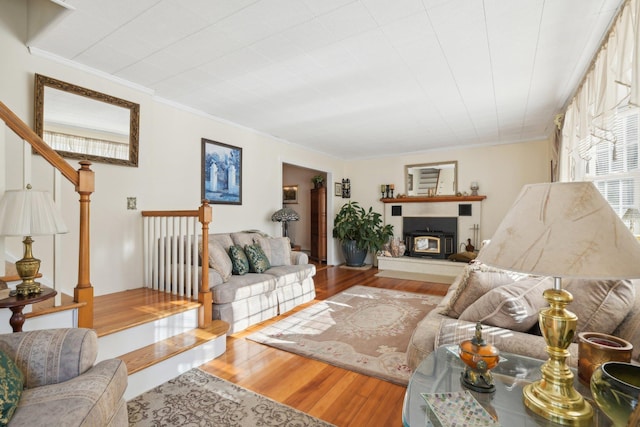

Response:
(0, 328), (128, 426)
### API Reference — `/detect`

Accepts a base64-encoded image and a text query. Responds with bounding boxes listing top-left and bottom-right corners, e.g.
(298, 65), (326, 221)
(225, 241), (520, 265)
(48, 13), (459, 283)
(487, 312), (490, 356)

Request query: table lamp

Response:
(476, 182), (640, 425)
(0, 185), (68, 296)
(271, 207), (300, 242)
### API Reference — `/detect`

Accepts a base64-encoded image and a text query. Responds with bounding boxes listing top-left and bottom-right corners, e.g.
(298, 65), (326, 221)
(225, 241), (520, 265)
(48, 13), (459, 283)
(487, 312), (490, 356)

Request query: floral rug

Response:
(247, 285), (443, 385)
(127, 368), (334, 426)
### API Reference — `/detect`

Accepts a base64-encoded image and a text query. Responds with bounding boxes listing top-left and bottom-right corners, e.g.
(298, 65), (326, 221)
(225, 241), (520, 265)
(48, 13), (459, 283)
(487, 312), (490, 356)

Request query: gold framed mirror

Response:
(405, 161), (457, 196)
(34, 74), (140, 167)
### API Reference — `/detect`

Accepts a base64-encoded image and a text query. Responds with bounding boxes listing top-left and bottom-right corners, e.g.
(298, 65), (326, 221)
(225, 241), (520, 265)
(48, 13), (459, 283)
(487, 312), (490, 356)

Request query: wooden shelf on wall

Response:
(380, 195), (486, 203)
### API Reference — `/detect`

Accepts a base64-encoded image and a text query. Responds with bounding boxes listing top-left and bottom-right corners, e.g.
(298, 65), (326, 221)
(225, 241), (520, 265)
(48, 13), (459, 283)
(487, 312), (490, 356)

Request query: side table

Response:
(0, 288), (57, 332)
(402, 345), (610, 426)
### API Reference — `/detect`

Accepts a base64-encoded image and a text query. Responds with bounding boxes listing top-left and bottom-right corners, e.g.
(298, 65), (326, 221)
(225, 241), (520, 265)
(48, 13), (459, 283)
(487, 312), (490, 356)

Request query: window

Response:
(581, 109), (640, 231)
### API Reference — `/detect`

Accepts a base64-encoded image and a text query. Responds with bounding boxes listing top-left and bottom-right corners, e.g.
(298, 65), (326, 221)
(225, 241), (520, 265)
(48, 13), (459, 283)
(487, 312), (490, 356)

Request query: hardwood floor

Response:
(199, 266), (449, 427)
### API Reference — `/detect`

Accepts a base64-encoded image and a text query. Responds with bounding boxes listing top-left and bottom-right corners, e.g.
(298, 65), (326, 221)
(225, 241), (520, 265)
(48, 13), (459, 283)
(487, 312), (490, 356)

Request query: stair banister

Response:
(141, 201), (213, 328)
(198, 200), (212, 327)
(0, 101), (95, 328)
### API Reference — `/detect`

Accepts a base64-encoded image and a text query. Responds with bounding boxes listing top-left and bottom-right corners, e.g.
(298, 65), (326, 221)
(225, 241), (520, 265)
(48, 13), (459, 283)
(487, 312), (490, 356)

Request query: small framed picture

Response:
(334, 182), (342, 196)
(283, 185), (298, 204)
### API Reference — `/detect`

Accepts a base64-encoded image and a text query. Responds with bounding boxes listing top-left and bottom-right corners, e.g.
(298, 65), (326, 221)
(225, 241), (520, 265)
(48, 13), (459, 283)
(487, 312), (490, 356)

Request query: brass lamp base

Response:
(14, 236), (43, 296)
(523, 286), (593, 425)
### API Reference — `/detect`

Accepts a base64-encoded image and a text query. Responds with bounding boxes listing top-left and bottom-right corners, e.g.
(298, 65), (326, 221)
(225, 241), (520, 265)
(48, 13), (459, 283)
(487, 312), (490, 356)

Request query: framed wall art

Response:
(283, 185), (298, 204)
(201, 138), (242, 205)
(334, 182), (342, 196)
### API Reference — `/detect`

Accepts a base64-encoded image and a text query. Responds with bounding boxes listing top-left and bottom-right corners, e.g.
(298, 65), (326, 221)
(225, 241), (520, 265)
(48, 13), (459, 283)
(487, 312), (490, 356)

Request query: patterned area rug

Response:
(127, 368), (334, 427)
(247, 285), (443, 385)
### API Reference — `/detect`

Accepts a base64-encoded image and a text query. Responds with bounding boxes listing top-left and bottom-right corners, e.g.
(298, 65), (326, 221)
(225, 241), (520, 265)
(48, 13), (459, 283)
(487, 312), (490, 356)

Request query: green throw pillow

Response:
(228, 245), (250, 275)
(245, 244), (271, 273)
(0, 350), (23, 425)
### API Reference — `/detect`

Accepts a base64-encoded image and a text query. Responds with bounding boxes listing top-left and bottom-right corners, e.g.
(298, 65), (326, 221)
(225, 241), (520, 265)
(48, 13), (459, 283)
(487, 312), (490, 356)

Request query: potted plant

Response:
(311, 175), (324, 188)
(332, 201), (394, 266)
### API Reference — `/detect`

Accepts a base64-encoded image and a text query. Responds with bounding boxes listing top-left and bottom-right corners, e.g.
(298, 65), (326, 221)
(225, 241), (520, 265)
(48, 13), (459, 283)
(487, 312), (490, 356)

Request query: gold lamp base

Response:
(14, 236), (43, 296)
(523, 285), (593, 425)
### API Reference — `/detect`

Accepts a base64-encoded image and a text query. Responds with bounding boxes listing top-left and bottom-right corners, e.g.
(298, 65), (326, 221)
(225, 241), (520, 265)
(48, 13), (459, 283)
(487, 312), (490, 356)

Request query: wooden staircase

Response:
(92, 288), (228, 400)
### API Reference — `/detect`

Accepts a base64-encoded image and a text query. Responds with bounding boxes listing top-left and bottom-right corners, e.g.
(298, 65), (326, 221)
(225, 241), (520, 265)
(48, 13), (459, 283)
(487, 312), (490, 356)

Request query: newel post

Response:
(74, 161), (95, 328)
(198, 200), (212, 328)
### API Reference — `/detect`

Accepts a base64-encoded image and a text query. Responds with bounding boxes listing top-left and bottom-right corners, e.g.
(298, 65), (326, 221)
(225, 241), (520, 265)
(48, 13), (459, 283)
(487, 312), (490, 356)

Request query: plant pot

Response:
(341, 240), (367, 267)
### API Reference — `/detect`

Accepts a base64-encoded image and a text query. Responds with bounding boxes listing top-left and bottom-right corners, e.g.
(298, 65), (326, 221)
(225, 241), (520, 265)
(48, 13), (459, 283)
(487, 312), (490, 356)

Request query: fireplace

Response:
(403, 217), (457, 259)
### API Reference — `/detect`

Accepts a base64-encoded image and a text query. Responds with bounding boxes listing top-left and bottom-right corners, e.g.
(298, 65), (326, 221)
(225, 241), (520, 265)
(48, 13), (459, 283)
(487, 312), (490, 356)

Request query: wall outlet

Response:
(127, 197), (137, 210)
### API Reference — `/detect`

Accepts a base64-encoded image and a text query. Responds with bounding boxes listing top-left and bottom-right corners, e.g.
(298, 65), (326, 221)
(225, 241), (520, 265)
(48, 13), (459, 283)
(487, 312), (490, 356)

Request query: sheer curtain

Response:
(559, 0), (640, 233)
(44, 131), (129, 160)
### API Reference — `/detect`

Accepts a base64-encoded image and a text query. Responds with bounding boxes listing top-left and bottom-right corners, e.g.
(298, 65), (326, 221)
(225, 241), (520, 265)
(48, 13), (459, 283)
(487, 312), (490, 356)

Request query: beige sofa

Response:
(203, 232), (316, 333)
(0, 328), (128, 426)
(407, 261), (640, 370)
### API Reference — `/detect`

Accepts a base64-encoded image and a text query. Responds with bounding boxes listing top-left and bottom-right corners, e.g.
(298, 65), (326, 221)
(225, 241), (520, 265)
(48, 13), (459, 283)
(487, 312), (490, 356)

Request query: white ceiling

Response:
(29, 0), (624, 160)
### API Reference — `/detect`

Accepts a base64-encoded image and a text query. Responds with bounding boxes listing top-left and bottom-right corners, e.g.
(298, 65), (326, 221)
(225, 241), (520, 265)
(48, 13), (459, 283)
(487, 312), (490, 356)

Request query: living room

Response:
(1, 0), (639, 425)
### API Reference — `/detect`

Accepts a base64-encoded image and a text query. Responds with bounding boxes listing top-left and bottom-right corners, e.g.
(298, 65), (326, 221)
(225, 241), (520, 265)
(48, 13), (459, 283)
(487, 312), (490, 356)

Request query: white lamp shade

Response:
(477, 182), (640, 279)
(0, 189), (68, 236)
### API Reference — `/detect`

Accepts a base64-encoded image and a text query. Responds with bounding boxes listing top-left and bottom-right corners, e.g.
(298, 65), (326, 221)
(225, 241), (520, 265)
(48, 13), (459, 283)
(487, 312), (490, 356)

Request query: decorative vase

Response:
(459, 322), (500, 393)
(341, 240), (367, 267)
(590, 362), (640, 426)
(389, 237), (406, 257)
(577, 332), (632, 385)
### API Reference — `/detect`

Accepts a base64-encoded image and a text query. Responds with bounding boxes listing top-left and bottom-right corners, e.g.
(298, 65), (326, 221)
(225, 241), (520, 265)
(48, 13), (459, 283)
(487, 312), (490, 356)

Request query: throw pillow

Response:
(244, 244), (271, 273)
(441, 262), (530, 318)
(200, 240), (232, 282)
(0, 350), (24, 425)
(228, 245), (250, 275)
(255, 236), (292, 266)
(459, 277), (552, 332)
(563, 278), (636, 338)
(448, 251), (477, 263)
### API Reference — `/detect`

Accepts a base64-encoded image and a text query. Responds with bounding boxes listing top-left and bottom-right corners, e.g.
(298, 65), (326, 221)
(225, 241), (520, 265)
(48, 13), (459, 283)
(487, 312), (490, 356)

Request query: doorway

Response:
(282, 163), (327, 257)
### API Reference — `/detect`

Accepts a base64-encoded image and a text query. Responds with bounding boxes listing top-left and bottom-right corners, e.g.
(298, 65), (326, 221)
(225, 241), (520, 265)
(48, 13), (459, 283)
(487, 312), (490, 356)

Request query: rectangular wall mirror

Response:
(34, 74), (140, 167)
(405, 161), (458, 196)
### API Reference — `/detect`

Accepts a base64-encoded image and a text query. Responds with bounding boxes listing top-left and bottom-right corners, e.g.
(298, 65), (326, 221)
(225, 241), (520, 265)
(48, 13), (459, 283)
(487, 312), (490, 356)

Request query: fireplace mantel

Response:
(380, 195), (486, 203)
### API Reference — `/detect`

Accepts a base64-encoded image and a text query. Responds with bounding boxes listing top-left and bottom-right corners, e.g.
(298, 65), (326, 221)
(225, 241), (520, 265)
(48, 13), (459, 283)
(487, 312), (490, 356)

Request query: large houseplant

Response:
(333, 201), (393, 266)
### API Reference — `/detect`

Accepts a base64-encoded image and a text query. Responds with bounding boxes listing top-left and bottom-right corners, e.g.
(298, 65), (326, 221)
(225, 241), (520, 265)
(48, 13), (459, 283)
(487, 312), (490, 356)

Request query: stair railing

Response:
(0, 101), (95, 328)
(141, 201), (212, 328)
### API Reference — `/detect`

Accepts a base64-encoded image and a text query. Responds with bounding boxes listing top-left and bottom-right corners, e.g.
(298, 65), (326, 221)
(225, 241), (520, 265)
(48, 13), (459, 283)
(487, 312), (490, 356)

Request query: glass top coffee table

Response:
(402, 345), (611, 426)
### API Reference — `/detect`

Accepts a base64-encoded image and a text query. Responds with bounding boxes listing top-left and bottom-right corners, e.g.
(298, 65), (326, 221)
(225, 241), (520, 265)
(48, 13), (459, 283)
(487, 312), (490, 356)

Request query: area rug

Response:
(127, 368), (334, 427)
(375, 270), (457, 284)
(247, 285), (443, 385)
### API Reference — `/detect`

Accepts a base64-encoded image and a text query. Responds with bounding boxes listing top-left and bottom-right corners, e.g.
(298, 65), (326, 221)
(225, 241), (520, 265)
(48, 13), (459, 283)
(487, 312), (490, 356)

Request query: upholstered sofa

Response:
(407, 261), (640, 370)
(0, 328), (128, 426)
(202, 232), (316, 333)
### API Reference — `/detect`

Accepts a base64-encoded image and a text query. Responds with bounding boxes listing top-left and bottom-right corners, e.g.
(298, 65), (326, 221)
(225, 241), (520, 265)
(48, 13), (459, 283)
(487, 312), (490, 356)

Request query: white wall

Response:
(0, 2), (345, 296)
(346, 139), (552, 246)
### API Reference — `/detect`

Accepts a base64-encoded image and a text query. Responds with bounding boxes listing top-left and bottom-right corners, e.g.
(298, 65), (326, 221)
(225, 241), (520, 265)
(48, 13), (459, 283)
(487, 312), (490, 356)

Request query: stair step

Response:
(93, 288), (201, 337)
(120, 320), (229, 375)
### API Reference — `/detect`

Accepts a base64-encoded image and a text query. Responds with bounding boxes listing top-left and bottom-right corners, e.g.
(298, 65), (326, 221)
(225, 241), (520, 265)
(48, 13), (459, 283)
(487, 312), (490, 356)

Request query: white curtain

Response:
(560, 0), (639, 180)
(44, 131), (129, 160)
